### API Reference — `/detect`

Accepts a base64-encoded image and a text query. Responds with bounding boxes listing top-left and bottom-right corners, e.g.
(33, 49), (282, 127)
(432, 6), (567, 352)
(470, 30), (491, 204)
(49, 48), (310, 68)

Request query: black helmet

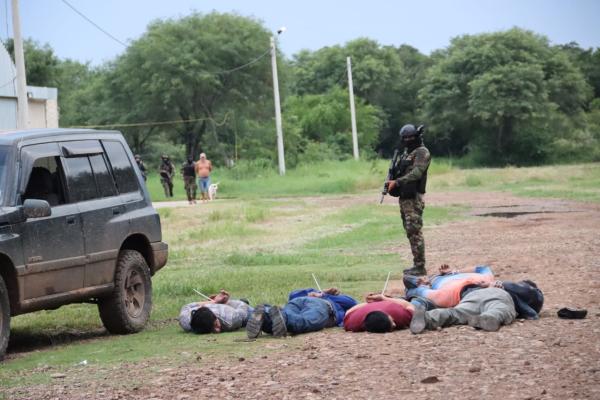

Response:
(399, 124), (417, 139)
(399, 124), (425, 149)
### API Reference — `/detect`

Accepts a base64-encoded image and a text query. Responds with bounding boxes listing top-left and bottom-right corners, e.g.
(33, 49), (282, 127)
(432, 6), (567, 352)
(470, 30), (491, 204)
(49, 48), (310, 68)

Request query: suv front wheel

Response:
(0, 276), (10, 358)
(98, 250), (152, 334)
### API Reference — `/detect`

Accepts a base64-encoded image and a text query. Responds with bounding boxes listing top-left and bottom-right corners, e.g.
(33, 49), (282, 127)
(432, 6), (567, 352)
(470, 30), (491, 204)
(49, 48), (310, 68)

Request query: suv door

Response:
(59, 141), (130, 288)
(18, 143), (85, 300)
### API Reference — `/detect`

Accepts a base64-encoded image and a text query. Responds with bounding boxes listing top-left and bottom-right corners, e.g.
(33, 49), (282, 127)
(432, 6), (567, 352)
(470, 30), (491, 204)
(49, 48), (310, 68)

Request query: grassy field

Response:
(147, 160), (600, 202)
(2, 161), (599, 389)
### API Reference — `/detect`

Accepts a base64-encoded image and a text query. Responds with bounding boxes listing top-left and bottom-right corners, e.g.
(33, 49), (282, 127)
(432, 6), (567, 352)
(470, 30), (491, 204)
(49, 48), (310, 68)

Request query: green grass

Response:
(145, 160), (600, 203)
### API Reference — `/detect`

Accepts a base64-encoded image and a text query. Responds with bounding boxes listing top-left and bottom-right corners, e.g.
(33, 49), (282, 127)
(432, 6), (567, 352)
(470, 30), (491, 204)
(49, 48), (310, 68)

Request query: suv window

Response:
(0, 145), (9, 205)
(63, 156), (97, 202)
(89, 154), (117, 198)
(102, 141), (139, 194)
(23, 156), (67, 207)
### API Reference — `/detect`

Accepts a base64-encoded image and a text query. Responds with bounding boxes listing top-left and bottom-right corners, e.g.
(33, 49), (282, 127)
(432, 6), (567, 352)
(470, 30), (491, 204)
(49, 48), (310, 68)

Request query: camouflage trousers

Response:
(161, 177), (173, 198)
(183, 176), (197, 202)
(399, 193), (425, 269)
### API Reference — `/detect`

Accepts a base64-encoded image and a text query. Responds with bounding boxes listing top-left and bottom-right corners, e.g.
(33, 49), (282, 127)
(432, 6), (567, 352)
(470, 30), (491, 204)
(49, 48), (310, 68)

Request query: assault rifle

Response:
(380, 148), (401, 204)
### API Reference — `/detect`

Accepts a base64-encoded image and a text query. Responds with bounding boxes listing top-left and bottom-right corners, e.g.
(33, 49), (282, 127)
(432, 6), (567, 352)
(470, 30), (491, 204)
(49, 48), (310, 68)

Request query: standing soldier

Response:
(181, 156), (197, 205)
(195, 152), (213, 202)
(386, 124), (431, 276)
(134, 154), (147, 181)
(159, 154), (175, 198)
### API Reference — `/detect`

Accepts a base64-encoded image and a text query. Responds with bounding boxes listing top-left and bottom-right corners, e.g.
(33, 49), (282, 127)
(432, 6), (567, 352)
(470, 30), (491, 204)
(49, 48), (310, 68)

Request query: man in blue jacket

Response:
(247, 287), (357, 338)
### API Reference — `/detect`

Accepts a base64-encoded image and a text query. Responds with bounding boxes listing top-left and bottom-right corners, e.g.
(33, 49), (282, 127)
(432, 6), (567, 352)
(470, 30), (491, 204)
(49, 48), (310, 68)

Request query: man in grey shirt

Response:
(179, 290), (253, 334)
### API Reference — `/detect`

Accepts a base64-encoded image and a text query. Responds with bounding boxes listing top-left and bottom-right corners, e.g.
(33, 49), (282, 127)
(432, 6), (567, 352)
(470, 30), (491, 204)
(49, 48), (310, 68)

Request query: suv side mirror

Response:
(23, 199), (52, 219)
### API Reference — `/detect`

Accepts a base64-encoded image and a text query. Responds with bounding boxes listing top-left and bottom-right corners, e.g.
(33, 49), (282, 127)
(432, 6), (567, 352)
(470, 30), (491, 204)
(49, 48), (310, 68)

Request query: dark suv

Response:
(0, 129), (168, 357)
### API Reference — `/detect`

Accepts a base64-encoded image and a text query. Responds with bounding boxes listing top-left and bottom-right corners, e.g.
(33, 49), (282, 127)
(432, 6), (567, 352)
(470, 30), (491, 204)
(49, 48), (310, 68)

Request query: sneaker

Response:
(409, 307), (427, 334)
(246, 305), (265, 339)
(403, 266), (427, 276)
(468, 315), (501, 332)
(269, 306), (287, 337)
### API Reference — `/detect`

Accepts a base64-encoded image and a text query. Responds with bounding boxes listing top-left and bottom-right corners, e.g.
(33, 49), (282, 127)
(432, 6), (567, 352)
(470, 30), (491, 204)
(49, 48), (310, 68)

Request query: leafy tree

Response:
(557, 43), (600, 101)
(5, 38), (59, 86)
(111, 12), (275, 160)
(291, 39), (429, 155)
(419, 28), (592, 164)
(284, 86), (383, 160)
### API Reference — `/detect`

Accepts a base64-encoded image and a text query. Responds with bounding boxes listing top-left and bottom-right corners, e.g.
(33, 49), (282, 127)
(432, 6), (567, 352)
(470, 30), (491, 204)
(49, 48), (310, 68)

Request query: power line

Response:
(61, 0), (127, 48)
(68, 112), (232, 129)
(212, 48), (271, 75)
(59, 0), (270, 76)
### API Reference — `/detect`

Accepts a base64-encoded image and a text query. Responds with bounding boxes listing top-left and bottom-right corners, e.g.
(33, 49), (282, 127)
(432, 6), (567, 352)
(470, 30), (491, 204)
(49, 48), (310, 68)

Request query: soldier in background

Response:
(159, 154), (175, 198)
(181, 156), (197, 205)
(386, 124), (431, 276)
(134, 154), (147, 181)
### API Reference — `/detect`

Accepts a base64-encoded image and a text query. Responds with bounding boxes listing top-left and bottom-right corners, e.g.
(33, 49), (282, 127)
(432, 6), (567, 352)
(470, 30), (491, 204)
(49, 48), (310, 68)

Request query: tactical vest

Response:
(391, 146), (429, 199)
(182, 162), (195, 177)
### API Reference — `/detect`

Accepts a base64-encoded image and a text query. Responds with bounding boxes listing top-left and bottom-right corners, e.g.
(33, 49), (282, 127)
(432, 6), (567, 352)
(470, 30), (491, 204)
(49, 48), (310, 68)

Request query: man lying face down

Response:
(344, 293), (415, 333)
(404, 264), (496, 309)
(247, 287), (358, 338)
(179, 290), (253, 334)
(409, 276), (544, 334)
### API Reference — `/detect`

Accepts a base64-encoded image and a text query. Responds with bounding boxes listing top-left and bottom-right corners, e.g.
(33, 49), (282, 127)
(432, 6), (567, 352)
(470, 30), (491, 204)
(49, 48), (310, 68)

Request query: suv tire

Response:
(98, 250), (152, 334)
(0, 276), (10, 358)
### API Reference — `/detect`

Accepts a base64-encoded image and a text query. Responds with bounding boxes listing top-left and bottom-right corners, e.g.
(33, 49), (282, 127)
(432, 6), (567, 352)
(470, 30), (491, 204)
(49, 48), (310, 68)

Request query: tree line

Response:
(7, 12), (600, 167)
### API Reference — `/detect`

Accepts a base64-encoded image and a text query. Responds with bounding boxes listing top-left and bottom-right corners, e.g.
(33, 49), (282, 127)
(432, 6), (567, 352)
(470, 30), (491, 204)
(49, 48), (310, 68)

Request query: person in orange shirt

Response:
(195, 153), (212, 202)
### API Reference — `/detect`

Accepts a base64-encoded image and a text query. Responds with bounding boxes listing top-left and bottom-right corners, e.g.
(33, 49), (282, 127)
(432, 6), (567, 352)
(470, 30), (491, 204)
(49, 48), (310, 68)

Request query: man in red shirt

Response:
(344, 294), (414, 333)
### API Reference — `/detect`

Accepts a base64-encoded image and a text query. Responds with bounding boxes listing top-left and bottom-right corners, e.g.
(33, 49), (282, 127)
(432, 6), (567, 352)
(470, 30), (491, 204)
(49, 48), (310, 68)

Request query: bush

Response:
(297, 141), (343, 164)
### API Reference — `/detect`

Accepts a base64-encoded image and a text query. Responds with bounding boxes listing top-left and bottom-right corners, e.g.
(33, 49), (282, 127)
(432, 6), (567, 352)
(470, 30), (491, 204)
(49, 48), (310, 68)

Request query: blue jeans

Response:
(282, 297), (332, 334)
(198, 177), (211, 193)
(262, 297), (332, 334)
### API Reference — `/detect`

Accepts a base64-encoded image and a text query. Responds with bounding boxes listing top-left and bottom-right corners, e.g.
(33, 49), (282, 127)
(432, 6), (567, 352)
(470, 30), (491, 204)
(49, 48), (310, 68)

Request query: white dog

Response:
(208, 182), (219, 201)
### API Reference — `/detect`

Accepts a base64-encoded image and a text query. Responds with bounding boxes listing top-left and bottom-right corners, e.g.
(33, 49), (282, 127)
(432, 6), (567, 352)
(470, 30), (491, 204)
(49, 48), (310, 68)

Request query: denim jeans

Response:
(282, 297), (333, 334)
(198, 176), (211, 193)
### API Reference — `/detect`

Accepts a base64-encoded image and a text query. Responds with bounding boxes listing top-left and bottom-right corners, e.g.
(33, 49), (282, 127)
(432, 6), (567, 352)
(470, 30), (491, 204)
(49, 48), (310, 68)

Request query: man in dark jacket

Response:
(181, 156), (197, 204)
(159, 154), (175, 198)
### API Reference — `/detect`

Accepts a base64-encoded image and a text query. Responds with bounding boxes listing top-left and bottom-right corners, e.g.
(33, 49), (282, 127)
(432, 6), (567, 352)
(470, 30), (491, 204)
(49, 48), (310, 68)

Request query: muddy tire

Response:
(0, 276), (10, 359)
(98, 250), (152, 334)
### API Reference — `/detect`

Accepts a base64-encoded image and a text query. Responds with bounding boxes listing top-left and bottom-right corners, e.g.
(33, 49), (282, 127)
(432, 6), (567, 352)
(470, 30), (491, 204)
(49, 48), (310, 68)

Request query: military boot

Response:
(403, 265), (427, 276)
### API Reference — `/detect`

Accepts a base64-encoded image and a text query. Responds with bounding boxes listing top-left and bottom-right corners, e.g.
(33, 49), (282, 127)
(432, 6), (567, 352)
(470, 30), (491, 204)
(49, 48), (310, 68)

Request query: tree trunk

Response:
(497, 116), (514, 163)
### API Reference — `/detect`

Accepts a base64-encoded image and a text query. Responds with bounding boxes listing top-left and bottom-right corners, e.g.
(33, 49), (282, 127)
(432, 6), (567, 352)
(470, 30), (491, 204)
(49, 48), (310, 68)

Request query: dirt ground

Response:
(5, 191), (600, 400)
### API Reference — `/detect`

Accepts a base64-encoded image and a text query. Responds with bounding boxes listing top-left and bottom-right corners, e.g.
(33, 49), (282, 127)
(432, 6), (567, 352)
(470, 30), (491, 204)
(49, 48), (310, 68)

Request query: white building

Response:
(0, 42), (58, 130)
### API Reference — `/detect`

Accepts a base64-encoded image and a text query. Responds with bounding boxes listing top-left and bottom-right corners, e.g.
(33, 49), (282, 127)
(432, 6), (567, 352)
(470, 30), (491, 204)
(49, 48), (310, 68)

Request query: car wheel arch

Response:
(119, 234), (154, 273)
(0, 254), (19, 315)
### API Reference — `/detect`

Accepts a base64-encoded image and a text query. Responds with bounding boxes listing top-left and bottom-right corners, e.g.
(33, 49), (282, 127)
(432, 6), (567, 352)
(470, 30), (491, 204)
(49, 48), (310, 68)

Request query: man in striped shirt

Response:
(179, 290), (253, 334)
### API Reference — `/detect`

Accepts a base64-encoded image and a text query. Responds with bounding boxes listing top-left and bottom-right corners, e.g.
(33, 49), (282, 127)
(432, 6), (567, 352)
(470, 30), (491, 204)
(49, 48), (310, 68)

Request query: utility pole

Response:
(347, 57), (359, 160)
(270, 35), (285, 175)
(12, 0), (28, 129)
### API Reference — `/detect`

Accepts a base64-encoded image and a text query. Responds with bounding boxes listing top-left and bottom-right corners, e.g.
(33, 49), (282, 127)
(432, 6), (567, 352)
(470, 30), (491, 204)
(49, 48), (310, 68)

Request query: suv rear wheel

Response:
(0, 276), (10, 358)
(98, 250), (152, 334)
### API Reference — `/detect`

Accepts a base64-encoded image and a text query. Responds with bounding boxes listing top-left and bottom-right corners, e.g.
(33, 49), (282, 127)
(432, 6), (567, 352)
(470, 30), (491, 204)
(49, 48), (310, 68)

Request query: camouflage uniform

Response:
(395, 145), (431, 271)
(159, 159), (175, 198)
(181, 160), (197, 203)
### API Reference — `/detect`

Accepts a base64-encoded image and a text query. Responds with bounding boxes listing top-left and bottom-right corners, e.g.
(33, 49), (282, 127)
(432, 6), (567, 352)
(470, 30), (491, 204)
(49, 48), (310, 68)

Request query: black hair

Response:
(190, 307), (217, 334)
(521, 280), (544, 313)
(364, 311), (393, 333)
(522, 279), (538, 289)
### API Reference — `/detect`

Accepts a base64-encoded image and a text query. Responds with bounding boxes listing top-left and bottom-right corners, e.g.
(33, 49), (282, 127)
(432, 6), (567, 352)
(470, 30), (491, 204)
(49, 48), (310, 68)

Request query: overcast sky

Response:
(3, 0), (600, 65)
